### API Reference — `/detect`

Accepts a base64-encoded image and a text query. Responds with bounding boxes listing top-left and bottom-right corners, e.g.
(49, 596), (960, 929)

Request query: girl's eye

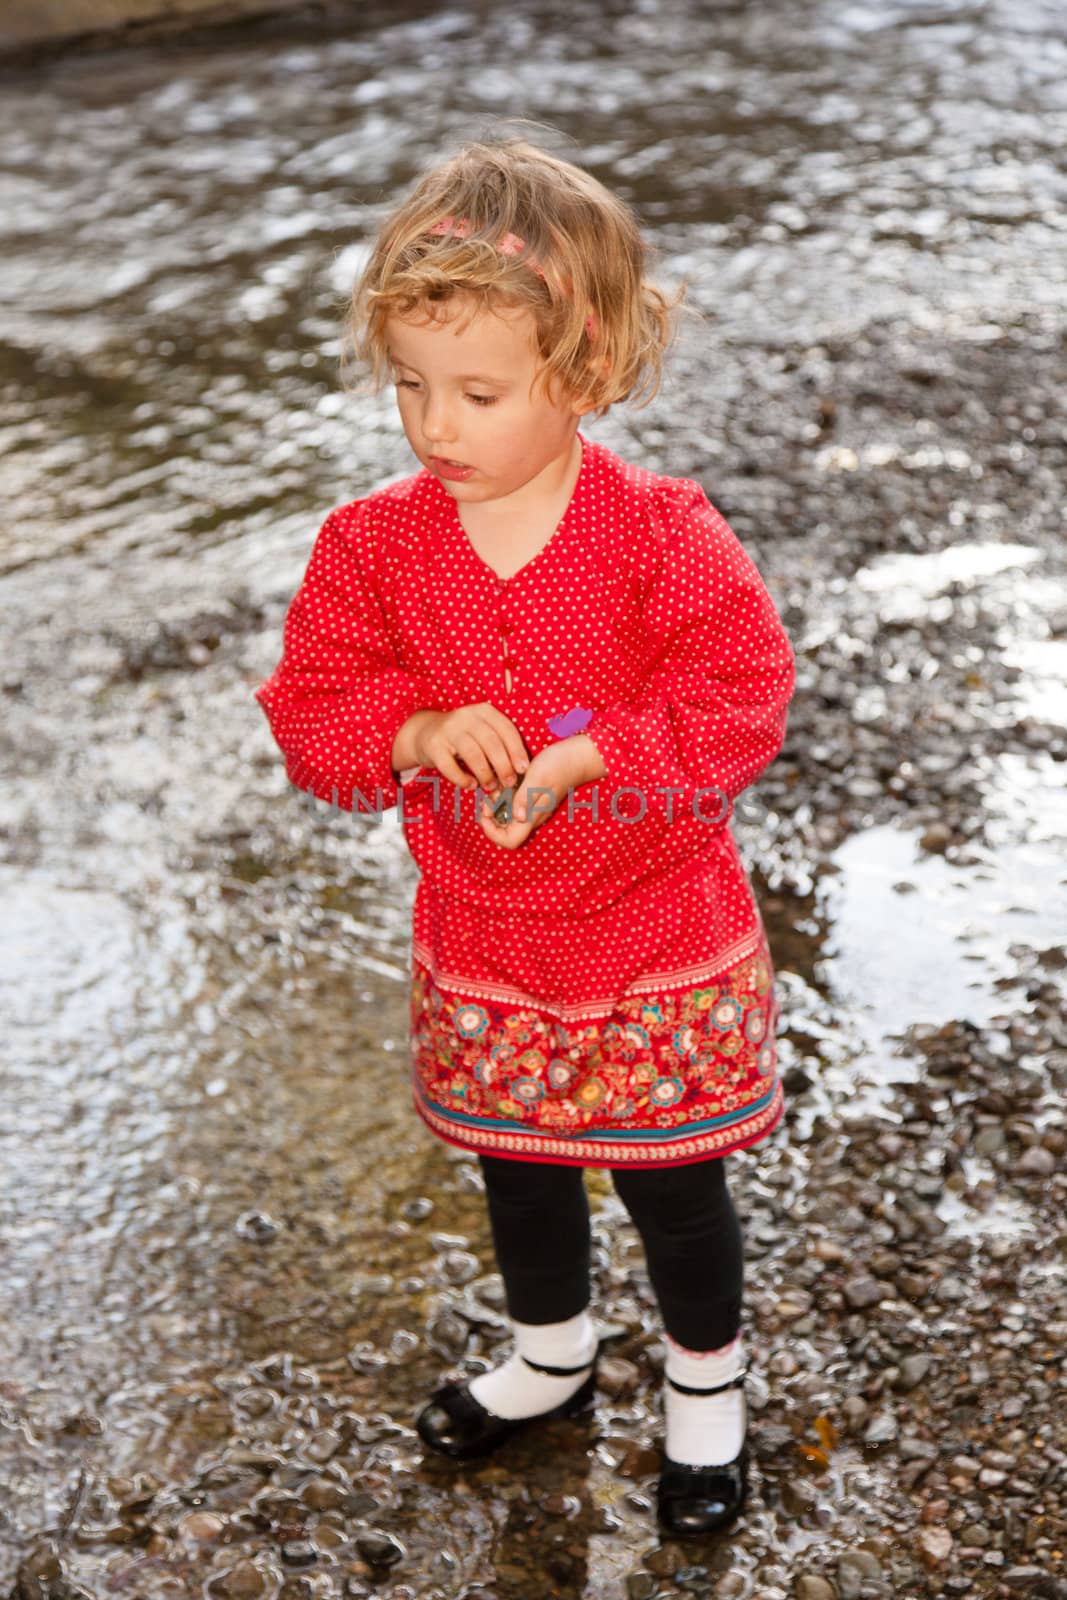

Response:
(395, 378), (421, 391)
(466, 394), (498, 407)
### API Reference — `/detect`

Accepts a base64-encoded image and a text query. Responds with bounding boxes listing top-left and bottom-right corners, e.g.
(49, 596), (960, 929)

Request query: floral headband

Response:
(427, 215), (598, 340)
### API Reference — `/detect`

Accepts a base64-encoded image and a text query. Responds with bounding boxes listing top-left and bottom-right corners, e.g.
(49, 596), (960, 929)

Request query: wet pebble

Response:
(438, 1248), (481, 1285)
(349, 1273), (393, 1298)
(354, 1529), (405, 1568)
(892, 1353), (933, 1391)
(842, 1275), (892, 1310)
(645, 1545), (688, 1578)
(425, 1310), (470, 1358)
(212, 1560), (266, 1597)
(232, 1386), (275, 1417)
(598, 1355), (641, 1396)
(711, 1576), (748, 1599)
(428, 1231), (469, 1251)
(1018, 1145), (1057, 1176)
(302, 1429), (342, 1463)
(235, 1208), (281, 1242)
(280, 1540), (317, 1567)
(837, 1550), (884, 1596)
(342, 1489), (382, 1518)
(916, 1526), (953, 1567)
(862, 1411), (898, 1445)
(389, 1328), (420, 1362)
(301, 1476), (345, 1511)
(795, 1579), (835, 1600)
(178, 1510), (226, 1541)
(781, 1477), (819, 1516)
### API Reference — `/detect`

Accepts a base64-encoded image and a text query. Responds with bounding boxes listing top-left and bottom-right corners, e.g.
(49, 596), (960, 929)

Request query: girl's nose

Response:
(422, 394), (456, 444)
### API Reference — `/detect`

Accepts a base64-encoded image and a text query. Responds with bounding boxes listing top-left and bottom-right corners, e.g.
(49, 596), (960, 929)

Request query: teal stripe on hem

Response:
(414, 1082), (779, 1145)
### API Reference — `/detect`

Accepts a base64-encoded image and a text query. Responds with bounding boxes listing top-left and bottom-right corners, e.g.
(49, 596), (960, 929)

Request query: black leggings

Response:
(477, 1153), (744, 1351)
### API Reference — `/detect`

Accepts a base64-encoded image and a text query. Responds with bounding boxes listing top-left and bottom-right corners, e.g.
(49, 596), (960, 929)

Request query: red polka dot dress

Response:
(254, 436), (797, 1168)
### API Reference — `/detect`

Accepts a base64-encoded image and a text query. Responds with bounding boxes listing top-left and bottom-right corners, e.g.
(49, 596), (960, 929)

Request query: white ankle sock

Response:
(467, 1308), (598, 1421)
(663, 1330), (747, 1467)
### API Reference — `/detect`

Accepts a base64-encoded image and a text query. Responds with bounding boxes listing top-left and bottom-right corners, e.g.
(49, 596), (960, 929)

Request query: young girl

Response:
(253, 135), (796, 1539)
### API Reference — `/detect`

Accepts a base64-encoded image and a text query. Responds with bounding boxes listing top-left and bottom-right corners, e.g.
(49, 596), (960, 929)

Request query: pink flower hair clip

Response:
(427, 215), (599, 340)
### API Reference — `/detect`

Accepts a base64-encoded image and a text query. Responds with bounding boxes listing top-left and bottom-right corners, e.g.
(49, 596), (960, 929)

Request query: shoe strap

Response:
(666, 1368), (747, 1397)
(520, 1352), (595, 1377)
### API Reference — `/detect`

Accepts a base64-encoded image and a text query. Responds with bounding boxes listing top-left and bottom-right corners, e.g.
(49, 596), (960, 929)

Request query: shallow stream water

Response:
(2, 3), (1065, 1596)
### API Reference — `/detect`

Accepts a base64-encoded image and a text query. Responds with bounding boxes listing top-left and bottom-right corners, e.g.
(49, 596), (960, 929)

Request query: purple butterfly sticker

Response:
(547, 706), (594, 738)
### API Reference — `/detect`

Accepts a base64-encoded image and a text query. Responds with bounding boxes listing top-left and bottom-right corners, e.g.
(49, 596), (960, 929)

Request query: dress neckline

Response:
(440, 433), (588, 586)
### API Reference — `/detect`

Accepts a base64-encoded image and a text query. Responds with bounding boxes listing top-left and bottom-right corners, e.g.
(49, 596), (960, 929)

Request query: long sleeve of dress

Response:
(583, 487), (796, 829)
(253, 505), (445, 813)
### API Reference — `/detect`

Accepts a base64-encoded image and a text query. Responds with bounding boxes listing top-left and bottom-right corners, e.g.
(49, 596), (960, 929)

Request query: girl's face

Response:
(384, 294), (591, 507)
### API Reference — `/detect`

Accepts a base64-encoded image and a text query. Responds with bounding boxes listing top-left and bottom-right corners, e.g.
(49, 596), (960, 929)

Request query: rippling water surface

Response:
(2, 2), (1065, 1593)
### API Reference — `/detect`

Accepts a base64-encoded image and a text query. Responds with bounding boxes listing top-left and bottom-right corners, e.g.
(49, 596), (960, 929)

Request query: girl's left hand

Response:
(478, 734), (605, 851)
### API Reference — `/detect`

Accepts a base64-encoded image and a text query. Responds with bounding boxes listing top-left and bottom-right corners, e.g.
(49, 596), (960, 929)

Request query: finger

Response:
(453, 730), (498, 795)
(430, 742), (475, 789)
(476, 725), (524, 790)
(479, 705), (530, 777)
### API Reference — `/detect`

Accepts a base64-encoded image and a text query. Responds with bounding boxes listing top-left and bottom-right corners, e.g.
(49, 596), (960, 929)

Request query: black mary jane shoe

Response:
(415, 1351), (599, 1460)
(656, 1368), (749, 1538)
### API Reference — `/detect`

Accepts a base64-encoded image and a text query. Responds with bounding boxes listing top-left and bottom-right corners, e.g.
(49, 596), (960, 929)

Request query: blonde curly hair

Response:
(341, 134), (682, 418)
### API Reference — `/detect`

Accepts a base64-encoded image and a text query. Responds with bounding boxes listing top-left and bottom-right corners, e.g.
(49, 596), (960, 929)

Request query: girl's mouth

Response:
(430, 456), (476, 482)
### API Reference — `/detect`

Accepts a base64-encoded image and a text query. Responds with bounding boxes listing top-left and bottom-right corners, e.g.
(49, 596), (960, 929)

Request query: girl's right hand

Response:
(409, 704), (530, 794)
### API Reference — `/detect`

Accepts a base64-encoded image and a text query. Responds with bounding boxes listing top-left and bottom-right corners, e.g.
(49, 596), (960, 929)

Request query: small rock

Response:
(843, 1275), (890, 1310)
(974, 1125), (1006, 1156)
(863, 1412), (898, 1445)
(304, 1430), (342, 1464)
(235, 1209), (281, 1242)
(781, 1478), (819, 1516)
(778, 1290), (814, 1318)
(916, 1527), (952, 1567)
(439, 1249), (480, 1285)
(645, 1543), (684, 1576)
(280, 1541), (317, 1568)
(598, 1356), (640, 1397)
(838, 1550), (882, 1581)
(13, 1545), (64, 1598)
(1003, 1568), (1057, 1590)
(1018, 1146), (1056, 1177)
(390, 1329), (420, 1363)
(213, 1560), (265, 1597)
(713, 1575), (748, 1599)
(179, 1512), (226, 1541)
(899, 1436), (938, 1462)
(840, 1395), (868, 1431)
(354, 1529), (405, 1568)
(795, 1578), (835, 1600)
(301, 1477), (345, 1511)
(893, 1354), (933, 1391)
(425, 1311), (469, 1358)
(676, 1565), (709, 1587)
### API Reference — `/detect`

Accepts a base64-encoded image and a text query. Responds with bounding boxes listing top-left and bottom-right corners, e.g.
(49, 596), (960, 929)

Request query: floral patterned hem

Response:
(408, 936), (785, 1168)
